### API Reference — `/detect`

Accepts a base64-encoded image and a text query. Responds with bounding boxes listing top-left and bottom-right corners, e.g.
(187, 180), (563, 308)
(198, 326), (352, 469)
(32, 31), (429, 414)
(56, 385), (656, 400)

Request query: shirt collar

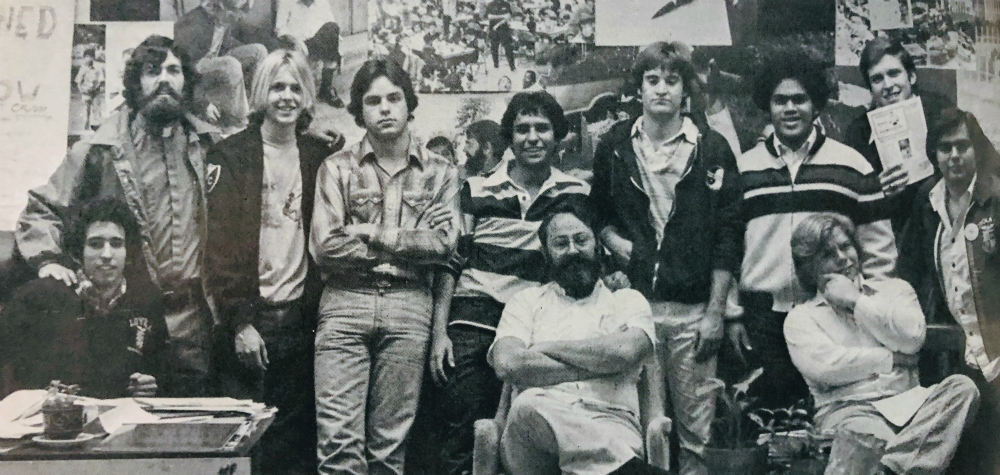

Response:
(357, 133), (428, 170)
(930, 175), (977, 223)
(480, 159), (585, 191)
(91, 108), (218, 147)
(630, 116), (699, 145)
(76, 275), (127, 315)
(773, 126), (818, 157)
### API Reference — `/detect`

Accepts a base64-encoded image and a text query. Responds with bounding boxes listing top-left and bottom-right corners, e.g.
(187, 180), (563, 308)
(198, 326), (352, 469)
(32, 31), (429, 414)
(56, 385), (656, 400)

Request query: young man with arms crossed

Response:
(310, 58), (460, 475)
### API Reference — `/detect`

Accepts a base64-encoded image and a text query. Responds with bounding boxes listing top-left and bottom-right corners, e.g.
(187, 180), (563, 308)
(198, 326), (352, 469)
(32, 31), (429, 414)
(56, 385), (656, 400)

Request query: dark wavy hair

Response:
(858, 37), (916, 90)
(500, 91), (570, 145)
(627, 41), (705, 119)
(752, 51), (831, 112)
(932, 108), (1000, 179)
(347, 58), (419, 128)
(66, 198), (141, 263)
(790, 213), (861, 296)
(122, 35), (199, 115)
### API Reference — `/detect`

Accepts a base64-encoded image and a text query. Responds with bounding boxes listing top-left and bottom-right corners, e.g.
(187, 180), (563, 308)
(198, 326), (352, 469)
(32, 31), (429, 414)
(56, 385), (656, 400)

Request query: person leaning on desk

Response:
(0, 198), (167, 399)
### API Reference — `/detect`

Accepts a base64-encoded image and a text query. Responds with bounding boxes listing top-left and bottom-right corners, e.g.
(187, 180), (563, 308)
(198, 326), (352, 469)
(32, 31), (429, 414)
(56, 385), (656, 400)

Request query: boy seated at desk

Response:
(0, 198), (167, 399)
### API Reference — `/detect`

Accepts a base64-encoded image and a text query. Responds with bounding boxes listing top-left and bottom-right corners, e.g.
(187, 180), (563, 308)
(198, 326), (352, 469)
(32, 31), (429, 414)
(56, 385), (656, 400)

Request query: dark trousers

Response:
(410, 297), (505, 475)
(949, 365), (1000, 475)
(216, 300), (316, 475)
(490, 29), (516, 71)
(741, 292), (810, 410)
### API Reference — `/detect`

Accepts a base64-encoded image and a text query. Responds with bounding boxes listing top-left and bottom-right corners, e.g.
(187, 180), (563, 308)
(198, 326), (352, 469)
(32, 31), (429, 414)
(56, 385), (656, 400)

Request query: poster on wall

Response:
(0, 0), (75, 230)
(594, 0), (732, 46)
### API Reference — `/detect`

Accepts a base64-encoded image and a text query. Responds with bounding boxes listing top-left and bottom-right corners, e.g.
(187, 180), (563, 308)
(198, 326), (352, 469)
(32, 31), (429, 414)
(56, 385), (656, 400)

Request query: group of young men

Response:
(3, 29), (999, 475)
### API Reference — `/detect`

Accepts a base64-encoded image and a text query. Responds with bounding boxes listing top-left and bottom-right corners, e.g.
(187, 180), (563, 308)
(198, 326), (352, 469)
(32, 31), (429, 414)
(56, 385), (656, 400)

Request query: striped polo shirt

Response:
(451, 161), (591, 330)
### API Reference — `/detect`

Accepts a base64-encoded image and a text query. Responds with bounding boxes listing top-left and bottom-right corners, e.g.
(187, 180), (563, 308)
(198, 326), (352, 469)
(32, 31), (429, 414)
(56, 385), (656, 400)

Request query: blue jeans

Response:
(315, 285), (433, 475)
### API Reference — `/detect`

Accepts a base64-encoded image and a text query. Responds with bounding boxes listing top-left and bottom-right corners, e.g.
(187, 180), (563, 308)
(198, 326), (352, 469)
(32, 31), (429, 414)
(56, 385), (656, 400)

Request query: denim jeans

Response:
(650, 301), (716, 475)
(315, 285), (433, 475)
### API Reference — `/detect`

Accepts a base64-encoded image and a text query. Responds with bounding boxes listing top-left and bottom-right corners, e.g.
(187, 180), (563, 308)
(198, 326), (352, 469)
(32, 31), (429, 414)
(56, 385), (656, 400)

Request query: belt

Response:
(327, 273), (426, 291)
(739, 291), (774, 313)
(161, 279), (204, 309)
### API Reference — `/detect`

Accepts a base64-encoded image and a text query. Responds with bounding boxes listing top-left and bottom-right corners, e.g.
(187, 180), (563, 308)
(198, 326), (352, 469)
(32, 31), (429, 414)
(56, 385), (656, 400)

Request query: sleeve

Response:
(854, 279), (926, 354)
(371, 165), (461, 264)
(708, 133), (744, 274)
(855, 172), (898, 280)
(784, 307), (894, 387)
(141, 300), (169, 385)
(15, 142), (95, 271)
(616, 289), (656, 349)
(488, 288), (537, 363)
(897, 185), (932, 291)
(589, 132), (618, 237)
(309, 159), (378, 271)
(204, 146), (259, 331)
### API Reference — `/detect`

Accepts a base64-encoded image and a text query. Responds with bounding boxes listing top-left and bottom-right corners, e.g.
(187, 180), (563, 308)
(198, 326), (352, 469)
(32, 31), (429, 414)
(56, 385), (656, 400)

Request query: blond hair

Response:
(248, 49), (316, 121)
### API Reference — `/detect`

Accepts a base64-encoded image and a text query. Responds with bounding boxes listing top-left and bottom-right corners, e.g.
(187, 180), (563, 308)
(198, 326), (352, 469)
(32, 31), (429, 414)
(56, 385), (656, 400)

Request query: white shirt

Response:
(631, 116), (699, 245)
(929, 178), (1000, 381)
(784, 278), (926, 408)
(258, 140), (308, 303)
(490, 281), (656, 415)
(275, 0), (338, 41)
(773, 127), (818, 181)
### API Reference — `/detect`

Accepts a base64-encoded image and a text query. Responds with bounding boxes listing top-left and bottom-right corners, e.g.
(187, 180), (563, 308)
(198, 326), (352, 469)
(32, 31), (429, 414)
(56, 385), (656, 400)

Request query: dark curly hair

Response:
(499, 91), (570, 145)
(122, 35), (199, 116)
(347, 58), (419, 128)
(751, 51), (831, 112)
(65, 198), (141, 263)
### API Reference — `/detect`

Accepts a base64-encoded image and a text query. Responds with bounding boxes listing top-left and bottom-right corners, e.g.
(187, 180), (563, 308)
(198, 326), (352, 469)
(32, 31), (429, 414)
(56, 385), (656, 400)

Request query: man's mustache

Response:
(148, 83), (182, 101)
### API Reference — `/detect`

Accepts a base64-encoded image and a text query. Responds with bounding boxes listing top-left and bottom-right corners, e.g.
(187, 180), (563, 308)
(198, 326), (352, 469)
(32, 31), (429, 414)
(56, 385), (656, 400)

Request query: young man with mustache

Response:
(733, 51), (897, 410)
(589, 41), (743, 475)
(2, 198), (167, 399)
(419, 91), (590, 475)
(309, 58), (460, 475)
(899, 108), (1000, 474)
(785, 212), (979, 475)
(16, 35), (220, 397)
(488, 209), (668, 475)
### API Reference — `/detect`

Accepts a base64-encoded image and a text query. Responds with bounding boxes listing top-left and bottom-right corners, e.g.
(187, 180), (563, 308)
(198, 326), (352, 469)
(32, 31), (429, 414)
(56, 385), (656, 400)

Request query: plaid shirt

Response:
(310, 134), (460, 284)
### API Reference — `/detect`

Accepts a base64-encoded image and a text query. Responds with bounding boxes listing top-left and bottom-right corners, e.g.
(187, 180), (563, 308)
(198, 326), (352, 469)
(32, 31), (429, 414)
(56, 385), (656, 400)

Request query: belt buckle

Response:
(373, 279), (393, 289)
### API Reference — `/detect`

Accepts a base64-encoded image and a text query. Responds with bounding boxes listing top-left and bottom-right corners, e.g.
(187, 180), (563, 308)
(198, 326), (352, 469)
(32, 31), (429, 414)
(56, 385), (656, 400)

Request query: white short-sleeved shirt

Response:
(489, 281), (656, 414)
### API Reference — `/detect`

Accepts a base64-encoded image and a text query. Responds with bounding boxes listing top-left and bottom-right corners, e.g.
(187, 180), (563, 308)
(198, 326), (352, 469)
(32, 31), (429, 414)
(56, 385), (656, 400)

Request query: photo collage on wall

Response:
(8, 0), (999, 227)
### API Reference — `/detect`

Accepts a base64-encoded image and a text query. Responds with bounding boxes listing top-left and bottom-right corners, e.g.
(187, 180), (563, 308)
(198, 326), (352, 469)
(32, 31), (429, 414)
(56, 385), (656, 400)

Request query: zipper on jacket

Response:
(650, 140), (700, 294)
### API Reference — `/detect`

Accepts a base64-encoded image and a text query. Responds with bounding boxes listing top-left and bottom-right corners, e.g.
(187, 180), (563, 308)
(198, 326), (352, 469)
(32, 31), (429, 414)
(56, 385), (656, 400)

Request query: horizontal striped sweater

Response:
(451, 163), (590, 330)
(739, 133), (897, 312)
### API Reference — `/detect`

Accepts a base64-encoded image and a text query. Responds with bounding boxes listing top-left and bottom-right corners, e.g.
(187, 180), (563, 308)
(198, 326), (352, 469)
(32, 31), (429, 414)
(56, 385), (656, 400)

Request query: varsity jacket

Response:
(899, 174), (1000, 360)
(205, 123), (336, 333)
(738, 130), (897, 312)
(589, 118), (743, 304)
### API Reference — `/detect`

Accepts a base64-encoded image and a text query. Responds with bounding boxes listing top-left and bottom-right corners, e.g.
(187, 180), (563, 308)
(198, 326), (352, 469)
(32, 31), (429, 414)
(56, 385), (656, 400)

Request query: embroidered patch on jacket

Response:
(706, 166), (724, 191)
(128, 317), (152, 355)
(206, 164), (221, 193)
(981, 217), (996, 254)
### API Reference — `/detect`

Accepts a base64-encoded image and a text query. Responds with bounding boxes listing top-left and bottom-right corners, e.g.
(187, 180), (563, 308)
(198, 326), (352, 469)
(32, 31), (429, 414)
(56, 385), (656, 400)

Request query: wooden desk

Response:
(0, 415), (272, 475)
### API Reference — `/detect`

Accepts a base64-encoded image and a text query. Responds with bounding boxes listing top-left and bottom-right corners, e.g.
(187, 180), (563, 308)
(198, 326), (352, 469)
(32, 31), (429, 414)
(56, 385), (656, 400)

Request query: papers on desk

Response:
(867, 97), (934, 183)
(0, 390), (47, 439)
(133, 398), (267, 416)
(871, 384), (937, 427)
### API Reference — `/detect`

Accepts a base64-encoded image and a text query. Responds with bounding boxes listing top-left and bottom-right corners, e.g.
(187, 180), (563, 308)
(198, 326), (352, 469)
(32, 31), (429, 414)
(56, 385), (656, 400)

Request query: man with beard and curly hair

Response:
(16, 35), (219, 397)
(488, 209), (669, 475)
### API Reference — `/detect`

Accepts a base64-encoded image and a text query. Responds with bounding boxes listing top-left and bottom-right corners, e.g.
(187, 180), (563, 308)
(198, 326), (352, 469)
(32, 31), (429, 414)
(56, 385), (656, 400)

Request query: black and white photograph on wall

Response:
(837, 0), (989, 69)
(368, 0), (600, 92)
(68, 24), (106, 137)
(594, 0), (732, 46)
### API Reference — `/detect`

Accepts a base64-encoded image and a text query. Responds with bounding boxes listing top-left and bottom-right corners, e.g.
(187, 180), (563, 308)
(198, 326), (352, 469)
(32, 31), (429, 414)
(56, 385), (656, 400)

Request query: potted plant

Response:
(41, 381), (83, 440)
(704, 368), (769, 475)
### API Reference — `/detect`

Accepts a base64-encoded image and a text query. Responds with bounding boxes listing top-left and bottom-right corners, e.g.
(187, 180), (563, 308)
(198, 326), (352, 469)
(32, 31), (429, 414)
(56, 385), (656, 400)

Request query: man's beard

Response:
(550, 254), (601, 299)
(139, 84), (185, 126)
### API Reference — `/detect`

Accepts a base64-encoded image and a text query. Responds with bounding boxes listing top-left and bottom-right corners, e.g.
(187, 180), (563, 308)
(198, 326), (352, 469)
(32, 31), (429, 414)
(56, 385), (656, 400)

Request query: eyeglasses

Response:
(935, 140), (973, 156)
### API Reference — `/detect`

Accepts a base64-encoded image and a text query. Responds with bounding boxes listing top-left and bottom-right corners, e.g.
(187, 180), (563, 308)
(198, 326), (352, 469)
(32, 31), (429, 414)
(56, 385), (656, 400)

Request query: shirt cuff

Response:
(873, 348), (895, 375)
